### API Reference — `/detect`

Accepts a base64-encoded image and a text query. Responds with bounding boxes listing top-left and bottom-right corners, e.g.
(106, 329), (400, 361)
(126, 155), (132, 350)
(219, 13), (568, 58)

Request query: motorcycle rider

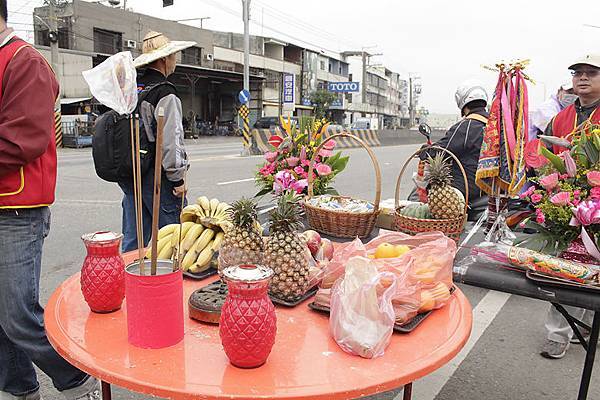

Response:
(415, 80), (489, 208)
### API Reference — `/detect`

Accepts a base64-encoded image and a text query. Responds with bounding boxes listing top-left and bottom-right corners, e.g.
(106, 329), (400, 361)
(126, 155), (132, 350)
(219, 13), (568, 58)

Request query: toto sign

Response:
(327, 82), (360, 93)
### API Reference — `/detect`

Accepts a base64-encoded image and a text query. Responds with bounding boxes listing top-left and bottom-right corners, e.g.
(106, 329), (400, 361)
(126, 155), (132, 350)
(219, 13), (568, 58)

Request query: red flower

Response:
(524, 139), (548, 169)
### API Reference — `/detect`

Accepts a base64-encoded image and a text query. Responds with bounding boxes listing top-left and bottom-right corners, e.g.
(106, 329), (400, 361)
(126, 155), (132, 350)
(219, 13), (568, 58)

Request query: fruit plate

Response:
(307, 286), (456, 334)
(183, 267), (218, 280)
(182, 252), (219, 280)
(269, 286), (319, 308)
(526, 270), (600, 293)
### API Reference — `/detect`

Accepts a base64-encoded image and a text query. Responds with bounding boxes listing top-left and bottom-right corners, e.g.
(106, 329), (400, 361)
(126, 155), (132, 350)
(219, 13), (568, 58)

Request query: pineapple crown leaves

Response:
(269, 191), (304, 233)
(426, 152), (453, 187)
(228, 197), (259, 229)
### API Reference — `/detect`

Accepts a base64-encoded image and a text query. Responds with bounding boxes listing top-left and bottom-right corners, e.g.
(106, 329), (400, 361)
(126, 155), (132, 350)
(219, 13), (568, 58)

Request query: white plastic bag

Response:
(82, 51), (137, 115)
(329, 257), (397, 359)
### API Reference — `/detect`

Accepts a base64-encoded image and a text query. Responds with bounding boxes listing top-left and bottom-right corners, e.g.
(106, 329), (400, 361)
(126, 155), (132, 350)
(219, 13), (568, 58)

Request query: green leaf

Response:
(331, 155), (349, 173)
(540, 146), (566, 173)
(322, 186), (340, 195)
(254, 187), (273, 198)
(584, 140), (600, 165)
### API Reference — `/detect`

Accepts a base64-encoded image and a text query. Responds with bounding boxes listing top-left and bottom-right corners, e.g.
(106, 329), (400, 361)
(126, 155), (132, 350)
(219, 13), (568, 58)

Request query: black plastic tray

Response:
(308, 286), (455, 334)
(270, 286), (318, 307)
(526, 270), (600, 294)
(183, 267), (218, 280)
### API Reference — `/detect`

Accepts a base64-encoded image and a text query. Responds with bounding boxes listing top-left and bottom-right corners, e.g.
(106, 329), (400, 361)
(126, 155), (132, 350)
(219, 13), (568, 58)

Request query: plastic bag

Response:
(82, 51), (137, 115)
(330, 257), (397, 359)
(317, 230), (456, 324)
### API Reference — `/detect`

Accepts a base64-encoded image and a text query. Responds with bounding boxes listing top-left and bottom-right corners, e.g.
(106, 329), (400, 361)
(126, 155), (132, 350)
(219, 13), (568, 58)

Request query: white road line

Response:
(217, 178), (255, 186)
(397, 290), (512, 400)
(54, 199), (120, 206)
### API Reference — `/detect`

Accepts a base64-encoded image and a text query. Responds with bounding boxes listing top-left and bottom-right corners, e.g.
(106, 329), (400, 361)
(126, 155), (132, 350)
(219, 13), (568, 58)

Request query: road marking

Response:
(54, 199), (120, 206)
(397, 290), (512, 400)
(217, 178), (255, 186)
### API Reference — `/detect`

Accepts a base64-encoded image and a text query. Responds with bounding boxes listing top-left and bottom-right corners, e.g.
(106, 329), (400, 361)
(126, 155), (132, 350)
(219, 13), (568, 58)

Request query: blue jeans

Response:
(0, 207), (88, 396)
(119, 172), (186, 252)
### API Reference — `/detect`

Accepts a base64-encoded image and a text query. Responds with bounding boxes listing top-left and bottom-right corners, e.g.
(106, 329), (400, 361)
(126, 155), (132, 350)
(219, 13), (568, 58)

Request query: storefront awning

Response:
(176, 64), (265, 82)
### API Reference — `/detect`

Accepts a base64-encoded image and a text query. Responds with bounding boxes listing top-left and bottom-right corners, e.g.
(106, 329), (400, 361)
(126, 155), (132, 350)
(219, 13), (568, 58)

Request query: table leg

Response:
(101, 381), (112, 400)
(402, 382), (413, 400)
(577, 312), (599, 400)
(552, 303), (592, 351)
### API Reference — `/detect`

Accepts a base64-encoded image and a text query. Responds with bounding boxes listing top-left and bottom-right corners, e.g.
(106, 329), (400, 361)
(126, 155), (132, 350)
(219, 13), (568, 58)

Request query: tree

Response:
(309, 90), (337, 120)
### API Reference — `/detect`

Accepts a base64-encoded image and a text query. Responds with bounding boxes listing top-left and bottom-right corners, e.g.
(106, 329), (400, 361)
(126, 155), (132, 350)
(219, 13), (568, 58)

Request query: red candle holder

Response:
(219, 264), (276, 368)
(80, 231), (125, 313)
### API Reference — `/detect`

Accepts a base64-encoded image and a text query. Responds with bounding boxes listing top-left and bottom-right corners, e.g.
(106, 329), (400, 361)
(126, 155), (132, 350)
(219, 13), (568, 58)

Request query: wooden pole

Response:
(130, 117), (143, 275)
(134, 116), (145, 271)
(150, 108), (165, 276)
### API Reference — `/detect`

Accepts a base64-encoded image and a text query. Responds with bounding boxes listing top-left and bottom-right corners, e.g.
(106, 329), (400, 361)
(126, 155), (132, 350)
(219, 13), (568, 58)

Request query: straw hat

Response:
(133, 31), (196, 68)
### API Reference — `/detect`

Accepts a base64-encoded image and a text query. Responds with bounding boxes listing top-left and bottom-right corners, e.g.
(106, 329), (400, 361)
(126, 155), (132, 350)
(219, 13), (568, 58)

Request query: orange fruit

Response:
(374, 243), (398, 259)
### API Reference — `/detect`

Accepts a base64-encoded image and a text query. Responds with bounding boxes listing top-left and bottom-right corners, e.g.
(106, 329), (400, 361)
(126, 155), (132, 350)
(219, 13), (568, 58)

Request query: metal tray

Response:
(182, 252), (219, 280)
(526, 270), (600, 294)
(307, 286), (455, 334)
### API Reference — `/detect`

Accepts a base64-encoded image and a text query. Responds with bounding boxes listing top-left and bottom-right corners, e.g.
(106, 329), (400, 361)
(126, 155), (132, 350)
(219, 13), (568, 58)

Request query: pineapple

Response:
(266, 192), (310, 301)
(426, 153), (465, 219)
(219, 198), (264, 272)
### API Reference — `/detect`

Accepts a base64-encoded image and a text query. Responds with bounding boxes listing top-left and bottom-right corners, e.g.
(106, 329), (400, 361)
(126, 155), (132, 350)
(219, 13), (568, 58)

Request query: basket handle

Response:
(394, 145), (469, 214)
(307, 132), (382, 213)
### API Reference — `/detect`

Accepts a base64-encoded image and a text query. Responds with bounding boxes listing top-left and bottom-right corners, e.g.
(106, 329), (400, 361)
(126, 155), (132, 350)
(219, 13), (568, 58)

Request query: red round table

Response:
(45, 255), (472, 400)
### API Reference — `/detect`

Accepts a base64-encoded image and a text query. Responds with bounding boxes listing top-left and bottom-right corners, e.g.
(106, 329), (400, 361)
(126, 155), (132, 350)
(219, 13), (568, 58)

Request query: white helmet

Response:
(455, 79), (488, 110)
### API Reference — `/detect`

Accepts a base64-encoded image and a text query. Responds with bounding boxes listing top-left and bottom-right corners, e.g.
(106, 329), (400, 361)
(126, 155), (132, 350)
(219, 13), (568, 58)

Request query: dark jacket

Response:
(420, 107), (488, 204)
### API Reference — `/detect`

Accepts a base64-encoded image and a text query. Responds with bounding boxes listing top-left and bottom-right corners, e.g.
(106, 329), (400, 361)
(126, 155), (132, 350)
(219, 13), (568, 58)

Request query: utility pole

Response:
(409, 76), (413, 127)
(242, 0), (250, 92)
(47, 0), (59, 83)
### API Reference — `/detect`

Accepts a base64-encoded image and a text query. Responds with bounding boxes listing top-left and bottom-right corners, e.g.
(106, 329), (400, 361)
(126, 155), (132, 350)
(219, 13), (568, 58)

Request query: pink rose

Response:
(540, 173), (559, 191)
(591, 187), (600, 199)
(536, 209), (546, 224)
(530, 193), (543, 204)
(524, 139), (548, 169)
(316, 163), (332, 176)
(550, 192), (571, 206)
(294, 166), (304, 176)
(520, 186), (535, 199)
(264, 151), (278, 163)
(587, 171), (600, 187)
(286, 156), (300, 167)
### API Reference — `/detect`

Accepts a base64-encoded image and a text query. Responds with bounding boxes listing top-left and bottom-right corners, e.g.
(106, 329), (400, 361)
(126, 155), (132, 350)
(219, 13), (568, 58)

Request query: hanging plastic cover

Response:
(82, 51), (138, 115)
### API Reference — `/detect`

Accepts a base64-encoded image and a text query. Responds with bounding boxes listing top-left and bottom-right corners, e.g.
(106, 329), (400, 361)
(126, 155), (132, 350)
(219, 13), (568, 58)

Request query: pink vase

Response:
(219, 264), (276, 368)
(80, 231), (125, 313)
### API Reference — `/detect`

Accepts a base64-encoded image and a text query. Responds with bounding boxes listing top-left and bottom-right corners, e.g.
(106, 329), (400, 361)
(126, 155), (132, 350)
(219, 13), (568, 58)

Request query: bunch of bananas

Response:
(146, 196), (231, 274)
(181, 196), (232, 231)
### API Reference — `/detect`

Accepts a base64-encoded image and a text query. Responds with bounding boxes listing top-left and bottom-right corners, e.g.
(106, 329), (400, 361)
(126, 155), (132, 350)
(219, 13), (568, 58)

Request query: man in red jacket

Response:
(0, 2), (100, 399)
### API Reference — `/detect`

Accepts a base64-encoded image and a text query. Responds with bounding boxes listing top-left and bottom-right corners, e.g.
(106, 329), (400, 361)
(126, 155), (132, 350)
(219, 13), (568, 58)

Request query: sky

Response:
(8, 0), (600, 114)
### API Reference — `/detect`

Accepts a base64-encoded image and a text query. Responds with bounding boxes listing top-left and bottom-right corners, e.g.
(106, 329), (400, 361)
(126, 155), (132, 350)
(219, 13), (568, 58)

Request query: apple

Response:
(301, 230), (322, 255)
(318, 238), (335, 261)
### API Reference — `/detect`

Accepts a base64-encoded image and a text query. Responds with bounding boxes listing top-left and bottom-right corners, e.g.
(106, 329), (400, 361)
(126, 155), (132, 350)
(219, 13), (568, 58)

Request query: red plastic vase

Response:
(80, 232), (125, 313)
(219, 264), (277, 368)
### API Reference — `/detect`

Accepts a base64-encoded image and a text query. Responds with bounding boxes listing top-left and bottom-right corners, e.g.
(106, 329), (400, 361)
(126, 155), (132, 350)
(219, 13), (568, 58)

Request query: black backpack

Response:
(92, 82), (173, 183)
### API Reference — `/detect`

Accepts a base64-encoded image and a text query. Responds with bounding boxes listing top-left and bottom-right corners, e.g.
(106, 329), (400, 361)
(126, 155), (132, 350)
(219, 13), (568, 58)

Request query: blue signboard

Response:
(302, 98), (313, 106)
(238, 89), (251, 104)
(283, 73), (295, 106)
(330, 98), (343, 107)
(327, 81), (360, 93)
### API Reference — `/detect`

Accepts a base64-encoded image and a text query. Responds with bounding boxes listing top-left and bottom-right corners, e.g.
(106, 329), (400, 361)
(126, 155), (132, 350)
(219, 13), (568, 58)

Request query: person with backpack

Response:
(0, 2), (102, 399)
(115, 31), (194, 252)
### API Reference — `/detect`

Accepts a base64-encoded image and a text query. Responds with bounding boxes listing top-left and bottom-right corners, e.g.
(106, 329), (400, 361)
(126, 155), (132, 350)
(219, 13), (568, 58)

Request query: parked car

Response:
(254, 116), (298, 129)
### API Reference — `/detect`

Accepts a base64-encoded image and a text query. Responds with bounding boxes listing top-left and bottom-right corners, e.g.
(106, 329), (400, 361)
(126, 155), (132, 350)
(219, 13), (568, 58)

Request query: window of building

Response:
(35, 17), (71, 49)
(349, 73), (353, 81)
(265, 70), (279, 89)
(328, 62), (332, 73)
(181, 46), (202, 65)
(320, 60), (326, 70)
(93, 28), (122, 54)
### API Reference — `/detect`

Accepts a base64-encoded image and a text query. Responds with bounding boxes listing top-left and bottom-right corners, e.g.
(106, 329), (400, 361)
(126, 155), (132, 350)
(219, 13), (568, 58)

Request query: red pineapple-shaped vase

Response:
(80, 232), (125, 313)
(219, 264), (276, 368)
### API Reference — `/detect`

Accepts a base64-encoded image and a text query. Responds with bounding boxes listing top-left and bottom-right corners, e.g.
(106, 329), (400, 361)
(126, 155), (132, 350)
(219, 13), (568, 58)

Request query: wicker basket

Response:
(304, 133), (382, 239)
(394, 146), (468, 242)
